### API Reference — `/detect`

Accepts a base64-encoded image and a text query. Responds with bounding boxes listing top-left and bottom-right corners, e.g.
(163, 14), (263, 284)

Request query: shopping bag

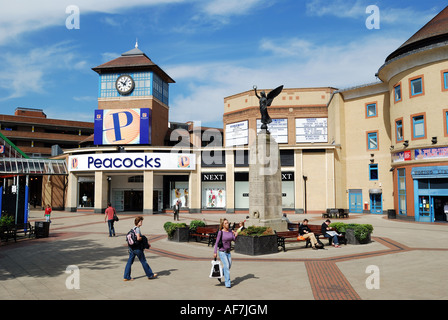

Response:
(209, 259), (223, 279)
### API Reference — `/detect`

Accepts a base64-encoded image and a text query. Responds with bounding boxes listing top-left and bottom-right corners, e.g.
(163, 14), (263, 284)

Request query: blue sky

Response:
(0, 0), (444, 128)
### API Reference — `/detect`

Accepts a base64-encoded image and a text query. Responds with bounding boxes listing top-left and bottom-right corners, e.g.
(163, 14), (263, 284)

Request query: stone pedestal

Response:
(247, 130), (287, 232)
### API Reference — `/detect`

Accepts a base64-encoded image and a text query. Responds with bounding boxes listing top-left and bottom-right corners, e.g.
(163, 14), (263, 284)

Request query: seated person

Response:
(236, 220), (246, 234)
(298, 219), (320, 250)
(321, 219), (341, 248)
(282, 213), (293, 230)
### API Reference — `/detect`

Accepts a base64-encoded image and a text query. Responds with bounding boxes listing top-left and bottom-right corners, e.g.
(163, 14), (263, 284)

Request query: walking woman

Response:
(213, 218), (237, 288)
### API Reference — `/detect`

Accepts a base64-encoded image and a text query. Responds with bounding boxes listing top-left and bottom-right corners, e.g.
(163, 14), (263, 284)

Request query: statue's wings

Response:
(266, 85), (283, 106)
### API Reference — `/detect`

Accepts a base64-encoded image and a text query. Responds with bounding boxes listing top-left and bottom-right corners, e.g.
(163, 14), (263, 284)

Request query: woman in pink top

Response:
(104, 203), (116, 237)
(213, 218), (237, 288)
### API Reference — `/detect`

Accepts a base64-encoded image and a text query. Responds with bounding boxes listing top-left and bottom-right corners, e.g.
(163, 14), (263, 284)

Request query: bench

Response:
(275, 229), (326, 252)
(275, 230), (299, 252)
(287, 222), (299, 231)
(307, 224), (346, 246)
(13, 222), (35, 241)
(322, 208), (350, 219)
(0, 222), (35, 243)
(0, 225), (15, 242)
(190, 225), (219, 246)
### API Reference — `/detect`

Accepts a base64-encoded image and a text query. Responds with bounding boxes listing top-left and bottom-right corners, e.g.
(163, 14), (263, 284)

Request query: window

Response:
(412, 114), (425, 139)
(367, 131), (378, 150)
(366, 102), (377, 118)
(394, 83), (402, 102)
(395, 119), (403, 142)
(441, 70), (448, 91)
(369, 164), (378, 180)
(397, 168), (406, 216)
(445, 110), (448, 137)
(410, 76), (424, 97)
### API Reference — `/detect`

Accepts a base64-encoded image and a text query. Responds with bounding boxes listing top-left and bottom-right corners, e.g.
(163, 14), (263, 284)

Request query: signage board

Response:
(225, 120), (248, 146)
(295, 118), (327, 143)
(256, 118), (288, 143)
(94, 108), (151, 145)
(69, 153), (195, 172)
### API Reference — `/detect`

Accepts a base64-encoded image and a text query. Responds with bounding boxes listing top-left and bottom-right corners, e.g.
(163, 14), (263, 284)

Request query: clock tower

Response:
(92, 44), (175, 146)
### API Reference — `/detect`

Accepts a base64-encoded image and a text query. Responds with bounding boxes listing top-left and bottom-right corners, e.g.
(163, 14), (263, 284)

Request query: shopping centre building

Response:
(4, 6), (447, 223)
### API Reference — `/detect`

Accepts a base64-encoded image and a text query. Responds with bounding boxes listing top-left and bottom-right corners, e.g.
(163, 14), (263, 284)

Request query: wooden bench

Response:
(190, 225), (219, 246)
(275, 230), (299, 252)
(307, 224), (346, 246)
(0, 225), (15, 242)
(0, 222), (35, 243)
(275, 228), (327, 252)
(13, 222), (35, 241)
(322, 209), (350, 219)
(287, 222), (299, 231)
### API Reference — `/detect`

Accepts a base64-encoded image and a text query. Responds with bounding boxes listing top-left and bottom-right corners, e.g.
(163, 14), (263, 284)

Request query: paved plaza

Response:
(1, 209), (448, 302)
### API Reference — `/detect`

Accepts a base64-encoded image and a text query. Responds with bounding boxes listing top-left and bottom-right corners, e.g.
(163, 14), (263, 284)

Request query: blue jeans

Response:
(218, 251), (232, 288)
(124, 247), (154, 279)
(325, 234), (339, 245)
(107, 219), (115, 237)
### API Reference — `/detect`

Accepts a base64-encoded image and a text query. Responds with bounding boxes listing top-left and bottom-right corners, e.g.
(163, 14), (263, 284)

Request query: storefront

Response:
(412, 166), (448, 222)
(201, 173), (226, 210)
(66, 151), (196, 213)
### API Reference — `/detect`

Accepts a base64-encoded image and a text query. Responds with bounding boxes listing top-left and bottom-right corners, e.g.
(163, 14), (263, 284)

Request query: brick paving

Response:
(1, 210), (448, 301)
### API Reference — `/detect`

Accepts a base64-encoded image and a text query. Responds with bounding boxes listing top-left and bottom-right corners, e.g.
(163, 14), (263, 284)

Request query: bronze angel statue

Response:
(254, 85), (283, 130)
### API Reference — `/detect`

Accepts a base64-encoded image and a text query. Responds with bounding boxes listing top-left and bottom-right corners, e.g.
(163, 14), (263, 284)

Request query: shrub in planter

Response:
(329, 222), (373, 244)
(235, 226), (277, 255)
(163, 222), (188, 241)
(239, 226), (274, 237)
(0, 215), (14, 227)
(189, 220), (205, 231)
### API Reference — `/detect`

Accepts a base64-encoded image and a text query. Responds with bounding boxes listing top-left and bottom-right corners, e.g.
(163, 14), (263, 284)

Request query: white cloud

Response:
(167, 33), (404, 126)
(0, 42), (88, 100)
(201, 0), (268, 17)
(306, 0), (366, 19)
(0, 0), (187, 45)
(306, 0), (439, 29)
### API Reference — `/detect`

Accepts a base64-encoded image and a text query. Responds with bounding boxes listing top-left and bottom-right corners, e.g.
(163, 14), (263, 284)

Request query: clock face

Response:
(115, 75), (135, 95)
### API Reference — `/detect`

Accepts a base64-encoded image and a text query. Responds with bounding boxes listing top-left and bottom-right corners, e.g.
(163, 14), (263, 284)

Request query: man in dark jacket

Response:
(299, 219), (320, 250)
(321, 219), (341, 248)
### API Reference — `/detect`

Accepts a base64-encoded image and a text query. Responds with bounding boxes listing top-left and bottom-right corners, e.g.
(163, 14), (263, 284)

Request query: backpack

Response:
(126, 227), (138, 246)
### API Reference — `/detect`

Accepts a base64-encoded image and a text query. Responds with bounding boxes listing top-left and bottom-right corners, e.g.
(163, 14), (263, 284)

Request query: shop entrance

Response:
(124, 190), (143, 211)
(434, 196), (448, 222)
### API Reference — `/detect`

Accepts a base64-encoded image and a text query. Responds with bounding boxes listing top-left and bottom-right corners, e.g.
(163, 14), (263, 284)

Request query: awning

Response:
(0, 158), (67, 176)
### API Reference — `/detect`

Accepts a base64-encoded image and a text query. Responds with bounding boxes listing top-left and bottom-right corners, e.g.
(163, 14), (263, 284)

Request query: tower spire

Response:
(135, 38), (138, 49)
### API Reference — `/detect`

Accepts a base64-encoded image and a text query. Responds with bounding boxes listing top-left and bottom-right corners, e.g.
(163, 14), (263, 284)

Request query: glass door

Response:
(370, 193), (382, 214)
(418, 196), (432, 222)
(349, 191), (363, 213)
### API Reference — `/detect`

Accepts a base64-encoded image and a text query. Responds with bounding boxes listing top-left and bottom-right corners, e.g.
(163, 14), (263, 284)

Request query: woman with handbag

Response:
(104, 203), (116, 237)
(213, 218), (237, 288)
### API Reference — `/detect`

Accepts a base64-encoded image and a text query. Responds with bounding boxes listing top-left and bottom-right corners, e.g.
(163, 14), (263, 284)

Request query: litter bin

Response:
(35, 221), (50, 238)
(387, 209), (396, 219)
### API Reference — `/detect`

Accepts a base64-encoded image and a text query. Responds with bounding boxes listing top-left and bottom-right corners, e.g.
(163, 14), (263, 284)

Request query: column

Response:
(65, 172), (78, 212)
(294, 149), (303, 213)
(143, 170), (154, 214)
(94, 171), (108, 213)
(225, 149), (235, 213)
(188, 150), (201, 213)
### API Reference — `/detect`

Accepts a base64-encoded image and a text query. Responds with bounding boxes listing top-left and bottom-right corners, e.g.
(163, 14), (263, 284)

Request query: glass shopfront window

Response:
(201, 173), (226, 209)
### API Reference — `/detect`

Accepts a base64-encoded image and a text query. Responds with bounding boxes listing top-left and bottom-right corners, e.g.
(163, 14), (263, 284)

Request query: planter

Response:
(345, 228), (371, 245)
(234, 235), (278, 255)
(168, 227), (190, 242)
